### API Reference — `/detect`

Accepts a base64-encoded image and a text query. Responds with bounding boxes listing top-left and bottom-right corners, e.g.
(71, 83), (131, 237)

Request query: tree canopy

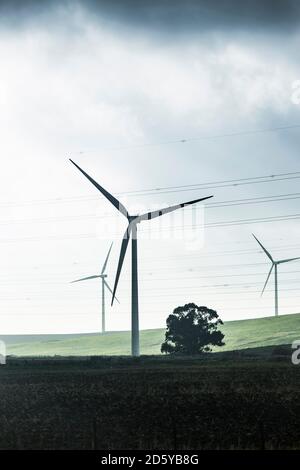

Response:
(161, 303), (225, 355)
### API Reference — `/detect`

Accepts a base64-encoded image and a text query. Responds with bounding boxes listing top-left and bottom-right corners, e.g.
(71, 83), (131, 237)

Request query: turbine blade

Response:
(101, 242), (113, 274)
(70, 275), (100, 283)
(252, 233), (274, 262)
(261, 264), (274, 296)
(69, 160), (129, 218)
(277, 256), (300, 264)
(136, 195), (213, 222)
(111, 224), (132, 305)
(104, 280), (120, 303)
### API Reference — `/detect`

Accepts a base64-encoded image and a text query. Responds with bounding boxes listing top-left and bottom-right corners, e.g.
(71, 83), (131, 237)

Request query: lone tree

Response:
(161, 303), (225, 355)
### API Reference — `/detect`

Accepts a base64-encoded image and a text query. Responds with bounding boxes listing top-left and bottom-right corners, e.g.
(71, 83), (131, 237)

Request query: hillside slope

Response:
(5, 312), (300, 356)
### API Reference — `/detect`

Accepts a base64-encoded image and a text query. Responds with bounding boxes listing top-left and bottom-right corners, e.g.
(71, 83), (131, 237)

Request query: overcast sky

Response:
(0, 0), (300, 334)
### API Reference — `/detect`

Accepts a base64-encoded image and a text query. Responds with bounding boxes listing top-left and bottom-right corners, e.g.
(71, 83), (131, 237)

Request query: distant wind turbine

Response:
(252, 233), (300, 316)
(70, 242), (118, 333)
(70, 159), (213, 356)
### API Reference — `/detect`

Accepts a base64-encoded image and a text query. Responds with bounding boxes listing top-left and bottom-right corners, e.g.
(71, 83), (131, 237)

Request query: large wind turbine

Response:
(70, 242), (118, 333)
(70, 159), (213, 356)
(253, 234), (300, 316)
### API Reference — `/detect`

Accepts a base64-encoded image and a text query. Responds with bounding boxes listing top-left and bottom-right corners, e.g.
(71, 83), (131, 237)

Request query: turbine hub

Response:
(128, 215), (139, 223)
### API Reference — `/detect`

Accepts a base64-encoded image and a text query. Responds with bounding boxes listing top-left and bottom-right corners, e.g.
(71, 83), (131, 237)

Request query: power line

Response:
(2, 276), (300, 291)
(1, 240), (300, 270)
(72, 123), (300, 153)
(205, 212), (300, 228)
(1, 241), (299, 275)
(2, 192), (300, 227)
(109, 171), (300, 196)
(1, 285), (300, 301)
(1, 306), (299, 315)
(132, 174), (300, 197)
(2, 268), (300, 284)
(2, 171), (300, 208)
(137, 212), (300, 230)
(207, 192), (300, 208)
(1, 210), (300, 243)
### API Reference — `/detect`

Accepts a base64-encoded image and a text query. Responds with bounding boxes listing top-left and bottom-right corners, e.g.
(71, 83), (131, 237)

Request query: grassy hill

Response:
(3, 312), (300, 357)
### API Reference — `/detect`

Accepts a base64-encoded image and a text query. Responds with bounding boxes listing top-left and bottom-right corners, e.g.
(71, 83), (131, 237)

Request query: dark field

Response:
(1, 351), (300, 450)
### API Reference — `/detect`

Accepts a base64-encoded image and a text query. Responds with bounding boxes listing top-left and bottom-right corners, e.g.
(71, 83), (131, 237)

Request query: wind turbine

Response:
(252, 233), (300, 316)
(70, 159), (213, 356)
(70, 242), (118, 333)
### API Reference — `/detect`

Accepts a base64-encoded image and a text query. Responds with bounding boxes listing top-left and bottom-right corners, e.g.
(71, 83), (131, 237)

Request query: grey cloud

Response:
(0, 0), (299, 34)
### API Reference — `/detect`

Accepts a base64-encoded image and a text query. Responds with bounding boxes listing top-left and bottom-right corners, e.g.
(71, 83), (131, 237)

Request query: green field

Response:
(6, 312), (300, 356)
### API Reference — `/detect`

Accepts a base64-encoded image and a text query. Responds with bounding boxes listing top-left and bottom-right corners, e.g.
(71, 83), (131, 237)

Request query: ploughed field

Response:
(0, 354), (299, 450)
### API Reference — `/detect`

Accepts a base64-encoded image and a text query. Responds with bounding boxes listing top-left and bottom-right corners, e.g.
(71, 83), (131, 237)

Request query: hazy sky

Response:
(1, 0), (300, 333)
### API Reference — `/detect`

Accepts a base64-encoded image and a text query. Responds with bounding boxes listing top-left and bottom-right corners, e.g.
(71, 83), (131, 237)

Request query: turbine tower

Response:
(70, 159), (213, 356)
(70, 242), (118, 333)
(252, 233), (300, 316)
